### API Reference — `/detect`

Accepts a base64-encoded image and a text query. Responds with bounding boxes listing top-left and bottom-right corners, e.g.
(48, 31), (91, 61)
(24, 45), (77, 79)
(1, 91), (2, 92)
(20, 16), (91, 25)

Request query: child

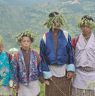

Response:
(12, 31), (41, 96)
(0, 35), (15, 96)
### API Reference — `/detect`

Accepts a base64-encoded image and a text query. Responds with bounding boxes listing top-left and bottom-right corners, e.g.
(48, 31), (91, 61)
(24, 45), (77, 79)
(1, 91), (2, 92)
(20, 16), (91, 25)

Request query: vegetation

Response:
(0, 0), (95, 95)
(0, 0), (95, 50)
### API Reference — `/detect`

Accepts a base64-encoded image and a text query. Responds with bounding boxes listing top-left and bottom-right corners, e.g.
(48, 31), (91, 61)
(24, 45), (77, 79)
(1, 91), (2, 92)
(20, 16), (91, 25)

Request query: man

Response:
(40, 12), (75, 96)
(72, 15), (95, 96)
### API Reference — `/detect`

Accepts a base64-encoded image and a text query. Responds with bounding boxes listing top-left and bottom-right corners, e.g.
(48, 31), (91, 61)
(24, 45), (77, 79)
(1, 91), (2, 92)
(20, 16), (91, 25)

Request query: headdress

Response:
(16, 31), (34, 43)
(44, 12), (65, 29)
(78, 15), (95, 29)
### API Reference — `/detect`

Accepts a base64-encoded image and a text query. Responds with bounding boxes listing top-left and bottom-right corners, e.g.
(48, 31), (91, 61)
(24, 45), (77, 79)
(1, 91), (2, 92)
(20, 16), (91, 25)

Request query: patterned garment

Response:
(45, 76), (72, 96)
(12, 50), (40, 86)
(0, 51), (13, 86)
(72, 87), (95, 96)
(0, 51), (15, 96)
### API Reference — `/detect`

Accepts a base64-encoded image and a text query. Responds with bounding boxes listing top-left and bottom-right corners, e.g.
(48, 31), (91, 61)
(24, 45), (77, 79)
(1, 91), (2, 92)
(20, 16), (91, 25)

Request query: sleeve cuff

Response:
(43, 71), (52, 79)
(67, 64), (75, 72)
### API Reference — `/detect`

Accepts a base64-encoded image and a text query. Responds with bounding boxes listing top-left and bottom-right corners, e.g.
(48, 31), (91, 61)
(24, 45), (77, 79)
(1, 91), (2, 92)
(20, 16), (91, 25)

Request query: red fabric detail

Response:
(71, 36), (79, 49)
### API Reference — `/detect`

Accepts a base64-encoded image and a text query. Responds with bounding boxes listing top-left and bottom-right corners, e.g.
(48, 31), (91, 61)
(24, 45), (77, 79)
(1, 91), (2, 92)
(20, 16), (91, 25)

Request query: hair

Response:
(81, 15), (94, 22)
(49, 12), (59, 17)
(79, 15), (95, 28)
(16, 31), (34, 43)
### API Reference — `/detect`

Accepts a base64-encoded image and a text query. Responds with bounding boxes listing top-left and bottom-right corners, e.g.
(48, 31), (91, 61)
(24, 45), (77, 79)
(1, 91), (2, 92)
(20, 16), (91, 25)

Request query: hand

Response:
(13, 85), (19, 93)
(66, 72), (75, 79)
(44, 80), (50, 85)
(44, 77), (52, 85)
(9, 80), (14, 88)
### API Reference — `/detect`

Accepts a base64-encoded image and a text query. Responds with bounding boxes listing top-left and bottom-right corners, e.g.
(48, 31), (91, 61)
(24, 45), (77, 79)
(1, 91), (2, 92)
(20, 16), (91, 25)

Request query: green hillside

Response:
(0, 0), (95, 50)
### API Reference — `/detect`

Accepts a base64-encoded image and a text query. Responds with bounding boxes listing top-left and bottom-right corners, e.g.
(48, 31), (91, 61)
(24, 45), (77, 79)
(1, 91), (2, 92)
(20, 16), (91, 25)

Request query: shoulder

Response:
(41, 32), (49, 44)
(32, 50), (40, 57)
(6, 52), (12, 62)
(62, 30), (71, 41)
(13, 51), (20, 61)
(32, 49), (41, 63)
(71, 35), (80, 48)
(42, 32), (48, 39)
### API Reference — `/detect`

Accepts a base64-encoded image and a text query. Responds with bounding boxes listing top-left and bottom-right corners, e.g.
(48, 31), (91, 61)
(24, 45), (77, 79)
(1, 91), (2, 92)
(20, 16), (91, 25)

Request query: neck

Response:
(21, 47), (30, 52)
(82, 33), (91, 39)
(52, 29), (59, 33)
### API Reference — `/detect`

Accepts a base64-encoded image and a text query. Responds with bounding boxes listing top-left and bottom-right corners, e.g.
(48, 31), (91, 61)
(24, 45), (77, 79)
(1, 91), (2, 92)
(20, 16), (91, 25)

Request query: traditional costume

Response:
(40, 12), (75, 96)
(72, 15), (95, 96)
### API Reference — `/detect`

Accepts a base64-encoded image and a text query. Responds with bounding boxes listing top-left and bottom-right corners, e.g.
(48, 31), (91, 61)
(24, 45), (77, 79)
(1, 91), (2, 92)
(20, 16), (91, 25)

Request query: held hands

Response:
(9, 80), (19, 92)
(66, 72), (75, 79)
(44, 77), (52, 86)
(9, 80), (14, 88)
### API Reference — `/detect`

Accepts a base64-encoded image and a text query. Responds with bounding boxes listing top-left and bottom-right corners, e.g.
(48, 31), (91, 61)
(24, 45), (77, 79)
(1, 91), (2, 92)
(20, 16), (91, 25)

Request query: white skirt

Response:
(18, 80), (40, 96)
(72, 87), (95, 96)
(73, 69), (95, 90)
(0, 86), (15, 96)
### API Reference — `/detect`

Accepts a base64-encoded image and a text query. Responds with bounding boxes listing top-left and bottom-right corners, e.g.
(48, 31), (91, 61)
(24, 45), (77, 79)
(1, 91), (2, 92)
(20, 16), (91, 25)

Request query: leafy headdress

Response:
(78, 15), (95, 29)
(16, 31), (34, 44)
(44, 12), (65, 29)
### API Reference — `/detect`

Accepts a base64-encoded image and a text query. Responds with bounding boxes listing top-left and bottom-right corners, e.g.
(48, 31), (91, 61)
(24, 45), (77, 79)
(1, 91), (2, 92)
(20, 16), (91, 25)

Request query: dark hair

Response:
(81, 15), (94, 22)
(49, 12), (59, 17)
(79, 15), (94, 28)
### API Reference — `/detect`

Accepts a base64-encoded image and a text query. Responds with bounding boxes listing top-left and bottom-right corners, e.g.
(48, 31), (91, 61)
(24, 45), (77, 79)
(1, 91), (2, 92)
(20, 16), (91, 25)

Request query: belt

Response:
(78, 67), (95, 72)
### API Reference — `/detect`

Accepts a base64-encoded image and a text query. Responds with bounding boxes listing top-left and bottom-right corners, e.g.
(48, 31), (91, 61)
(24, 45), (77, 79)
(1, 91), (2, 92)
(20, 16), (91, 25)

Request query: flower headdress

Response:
(16, 31), (34, 43)
(78, 15), (95, 29)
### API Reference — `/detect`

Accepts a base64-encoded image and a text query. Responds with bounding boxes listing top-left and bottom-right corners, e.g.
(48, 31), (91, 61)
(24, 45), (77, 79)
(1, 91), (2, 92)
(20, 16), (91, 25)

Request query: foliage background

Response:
(0, 0), (95, 50)
(0, 0), (95, 96)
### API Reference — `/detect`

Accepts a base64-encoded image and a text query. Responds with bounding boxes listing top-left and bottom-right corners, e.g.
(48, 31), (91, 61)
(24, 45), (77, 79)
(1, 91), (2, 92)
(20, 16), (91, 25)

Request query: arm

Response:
(11, 54), (19, 87)
(66, 35), (75, 79)
(40, 39), (52, 79)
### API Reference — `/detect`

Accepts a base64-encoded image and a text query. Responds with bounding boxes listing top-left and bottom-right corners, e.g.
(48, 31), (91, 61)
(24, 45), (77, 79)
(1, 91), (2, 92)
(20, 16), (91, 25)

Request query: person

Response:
(40, 12), (75, 96)
(0, 35), (15, 96)
(12, 31), (41, 96)
(9, 48), (18, 58)
(71, 15), (95, 96)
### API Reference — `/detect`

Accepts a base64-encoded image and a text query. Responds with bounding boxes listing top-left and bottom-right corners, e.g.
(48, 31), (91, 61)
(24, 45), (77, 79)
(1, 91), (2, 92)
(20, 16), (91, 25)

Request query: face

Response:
(80, 26), (92, 36)
(53, 21), (61, 30)
(0, 44), (4, 52)
(20, 36), (32, 50)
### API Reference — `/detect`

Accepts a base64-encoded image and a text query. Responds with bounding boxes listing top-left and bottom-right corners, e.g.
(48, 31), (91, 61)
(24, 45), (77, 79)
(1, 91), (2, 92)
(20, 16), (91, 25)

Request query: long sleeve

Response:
(66, 35), (75, 72)
(6, 52), (13, 80)
(9, 61), (14, 80)
(11, 55), (19, 86)
(40, 39), (52, 79)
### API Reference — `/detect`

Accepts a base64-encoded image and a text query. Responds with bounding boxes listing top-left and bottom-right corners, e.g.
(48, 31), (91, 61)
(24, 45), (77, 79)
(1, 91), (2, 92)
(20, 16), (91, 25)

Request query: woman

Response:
(0, 35), (15, 96)
(12, 31), (41, 96)
(72, 15), (95, 96)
